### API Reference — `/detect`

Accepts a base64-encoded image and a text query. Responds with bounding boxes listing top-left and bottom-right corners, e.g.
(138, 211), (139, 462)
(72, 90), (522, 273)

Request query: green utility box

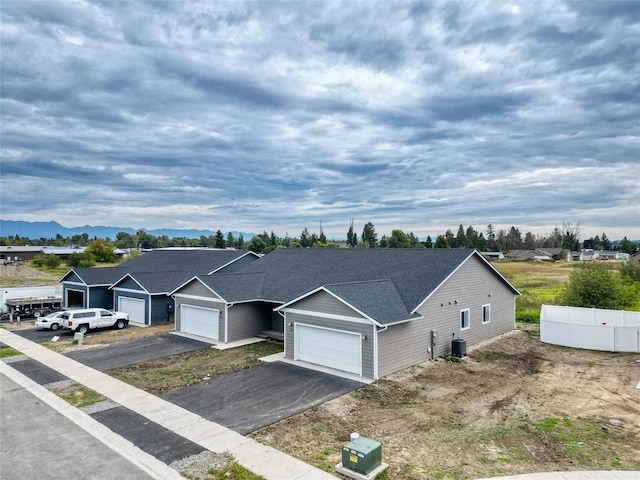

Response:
(341, 435), (382, 475)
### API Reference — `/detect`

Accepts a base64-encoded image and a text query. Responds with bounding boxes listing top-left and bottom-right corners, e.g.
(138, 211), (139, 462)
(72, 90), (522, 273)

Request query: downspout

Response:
(225, 303), (234, 344)
(374, 324), (388, 380)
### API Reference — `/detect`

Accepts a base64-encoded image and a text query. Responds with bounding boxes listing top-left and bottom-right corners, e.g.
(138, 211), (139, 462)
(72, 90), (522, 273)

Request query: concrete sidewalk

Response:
(0, 329), (337, 480)
(476, 472), (639, 480)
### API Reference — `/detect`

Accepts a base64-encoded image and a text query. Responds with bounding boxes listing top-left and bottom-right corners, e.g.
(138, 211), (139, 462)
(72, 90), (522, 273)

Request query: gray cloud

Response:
(1, 0), (638, 241)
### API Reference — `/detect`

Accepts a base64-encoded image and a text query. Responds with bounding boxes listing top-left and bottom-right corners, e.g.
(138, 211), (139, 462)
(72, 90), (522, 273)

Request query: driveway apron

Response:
(162, 361), (364, 434)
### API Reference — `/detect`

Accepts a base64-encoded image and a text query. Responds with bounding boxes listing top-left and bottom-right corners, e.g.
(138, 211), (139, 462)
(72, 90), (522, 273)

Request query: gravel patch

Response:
(80, 399), (120, 415)
(169, 450), (231, 478)
(1, 354), (28, 364)
(45, 379), (76, 389)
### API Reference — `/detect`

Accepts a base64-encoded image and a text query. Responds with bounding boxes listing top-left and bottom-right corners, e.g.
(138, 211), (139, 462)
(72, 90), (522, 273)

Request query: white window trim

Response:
(460, 308), (470, 331)
(482, 304), (491, 324)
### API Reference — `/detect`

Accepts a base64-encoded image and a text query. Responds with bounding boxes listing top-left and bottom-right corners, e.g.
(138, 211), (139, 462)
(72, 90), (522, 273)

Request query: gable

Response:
(62, 270), (84, 284)
(286, 290), (366, 319)
(113, 276), (145, 291)
(176, 279), (224, 301)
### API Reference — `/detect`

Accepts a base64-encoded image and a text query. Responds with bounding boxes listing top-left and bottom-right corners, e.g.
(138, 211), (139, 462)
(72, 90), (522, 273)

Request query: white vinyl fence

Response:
(540, 305), (640, 353)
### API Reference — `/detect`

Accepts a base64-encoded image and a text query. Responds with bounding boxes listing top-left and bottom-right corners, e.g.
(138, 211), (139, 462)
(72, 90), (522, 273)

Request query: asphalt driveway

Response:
(161, 361), (364, 435)
(66, 334), (210, 371)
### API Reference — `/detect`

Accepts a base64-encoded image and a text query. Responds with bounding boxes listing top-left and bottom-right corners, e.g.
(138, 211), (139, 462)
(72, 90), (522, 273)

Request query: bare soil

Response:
(251, 325), (640, 479)
(109, 341), (284, 395)
(0, 264), (60, 286)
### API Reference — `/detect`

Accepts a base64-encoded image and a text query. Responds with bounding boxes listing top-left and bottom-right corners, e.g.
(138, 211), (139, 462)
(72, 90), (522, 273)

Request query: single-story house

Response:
(171, 248), (520, 380)
(60, 249), (259, 325)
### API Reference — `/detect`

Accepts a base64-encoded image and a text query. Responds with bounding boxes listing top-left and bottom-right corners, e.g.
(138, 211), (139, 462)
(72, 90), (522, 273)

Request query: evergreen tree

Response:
(214, 230), (225, 248)
(434, 235), (449, 248)
(300, 228), (311, 248)
(347, 219), (358, 247)
(424, 235), (433, 248)
(361, 222), (378, 247)
(226, 232), (236, 248)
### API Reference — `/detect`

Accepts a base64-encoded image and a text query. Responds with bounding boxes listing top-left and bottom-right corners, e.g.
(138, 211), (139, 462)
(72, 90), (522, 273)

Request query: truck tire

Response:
(77, 324), (89, 334)
(34, 311), (42, 318)
(115, 319), (126, 329)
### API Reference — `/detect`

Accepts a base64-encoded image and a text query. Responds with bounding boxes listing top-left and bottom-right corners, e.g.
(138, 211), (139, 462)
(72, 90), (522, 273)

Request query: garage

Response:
(180, 305), (219, 341)
(118, 297), (146, 324)
(294, 324), (362, 375)
(66, 289), (85, 308)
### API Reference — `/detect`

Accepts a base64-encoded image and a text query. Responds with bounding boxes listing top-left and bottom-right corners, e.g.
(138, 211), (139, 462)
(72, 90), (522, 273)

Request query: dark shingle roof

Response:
(239, 248), (477, 308)
(192, 248), (516, 324)
(117, 271), (193, 294)
(68, 267), (128, 286)
(324, 280), (421, 324)
(121, 249), (253, 275)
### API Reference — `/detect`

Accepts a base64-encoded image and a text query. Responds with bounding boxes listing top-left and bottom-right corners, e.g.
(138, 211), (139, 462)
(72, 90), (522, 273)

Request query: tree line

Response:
(1, 221), (638, 255)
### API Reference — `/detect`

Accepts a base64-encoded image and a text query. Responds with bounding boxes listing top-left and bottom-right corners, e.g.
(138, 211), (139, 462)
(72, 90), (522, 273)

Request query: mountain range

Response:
(0, 220), (254, 241)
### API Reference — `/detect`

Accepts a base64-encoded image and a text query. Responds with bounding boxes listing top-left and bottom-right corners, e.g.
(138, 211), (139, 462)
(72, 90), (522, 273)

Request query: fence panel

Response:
(540, 305), (640, 353)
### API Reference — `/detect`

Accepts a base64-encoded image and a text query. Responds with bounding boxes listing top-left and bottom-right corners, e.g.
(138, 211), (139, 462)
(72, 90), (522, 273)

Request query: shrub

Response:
(556, 263), (625, 309)
(68, 251), (96, 268)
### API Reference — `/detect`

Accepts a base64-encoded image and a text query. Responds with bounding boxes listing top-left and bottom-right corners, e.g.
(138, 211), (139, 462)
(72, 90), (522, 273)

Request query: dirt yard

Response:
(0, 263), (60, 287)
(252, 325), (640, 479)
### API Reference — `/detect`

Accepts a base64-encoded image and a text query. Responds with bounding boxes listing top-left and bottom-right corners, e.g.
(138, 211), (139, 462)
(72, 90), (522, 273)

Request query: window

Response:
(460, 309), (470, 330)
(482, 304), (491, 324)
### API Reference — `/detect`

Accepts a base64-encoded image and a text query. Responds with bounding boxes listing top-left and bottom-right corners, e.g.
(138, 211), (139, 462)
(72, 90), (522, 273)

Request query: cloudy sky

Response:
(1, 1), (638, 240)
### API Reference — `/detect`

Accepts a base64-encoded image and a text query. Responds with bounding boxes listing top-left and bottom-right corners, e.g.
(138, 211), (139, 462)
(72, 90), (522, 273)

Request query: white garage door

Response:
(118, 297), (146, 324)
(295, 324), (362, 375)
(181, 305), (219, 341)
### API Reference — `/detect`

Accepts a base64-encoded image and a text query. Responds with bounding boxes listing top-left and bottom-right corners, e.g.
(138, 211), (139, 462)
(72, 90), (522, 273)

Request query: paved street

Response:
(0, 373), (155, 480)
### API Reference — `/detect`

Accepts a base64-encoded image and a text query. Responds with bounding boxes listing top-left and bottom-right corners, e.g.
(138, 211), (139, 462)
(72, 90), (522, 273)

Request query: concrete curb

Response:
(0, 361), (184, 480)
(0, 329), (338, 480)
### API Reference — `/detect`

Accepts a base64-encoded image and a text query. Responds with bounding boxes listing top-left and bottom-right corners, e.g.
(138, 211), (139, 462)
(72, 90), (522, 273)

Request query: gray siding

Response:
(150, 296), (172, 325)
(227, 302), (273, 342)
(113, 290), (149, 324)
(290, 290), (367, 319)
(175, 296), (225, 340)
(87, 287), (112, 309)
(116, 277), (145, 291)
(178, 280), (222, 300)
(378, 254), (516, 377)
(284, 311), (375, 379)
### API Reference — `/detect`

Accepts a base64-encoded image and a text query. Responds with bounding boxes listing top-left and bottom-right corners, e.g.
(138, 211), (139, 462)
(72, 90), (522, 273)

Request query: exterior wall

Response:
(113, 289), (149, 324)
(378, 254), (516, 377)
(284, 311), (375, 379)
(290, 290), (367, 319)
(174, 295), (226, 340)
(150, 295), (173, 325)
(87, 286), (113, 309)
(227, 302), (274, 342)
(178, 281), (223, 299)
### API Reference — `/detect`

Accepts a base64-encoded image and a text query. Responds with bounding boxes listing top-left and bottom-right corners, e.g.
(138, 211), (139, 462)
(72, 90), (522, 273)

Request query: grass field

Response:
(492, 261), (577, 323)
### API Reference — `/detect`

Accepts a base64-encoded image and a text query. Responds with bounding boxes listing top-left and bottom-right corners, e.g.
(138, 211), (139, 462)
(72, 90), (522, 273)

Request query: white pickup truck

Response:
(59, 308), (129, 334)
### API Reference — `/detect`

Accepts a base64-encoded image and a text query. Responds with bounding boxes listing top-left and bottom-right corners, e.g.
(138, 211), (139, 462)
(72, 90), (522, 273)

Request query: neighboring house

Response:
(171, 248), (520, 380)
(567, 249), (630, 262)
(0, 246), (44, 262)
(0, 246), (127, 263)
(504, 249), (557, 261)
(60, 249), (259, 325)
(481, 251), (504, 261)
(632, 251), (640, 263)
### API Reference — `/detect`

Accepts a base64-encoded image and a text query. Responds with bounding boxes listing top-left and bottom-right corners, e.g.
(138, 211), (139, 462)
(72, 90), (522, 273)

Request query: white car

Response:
(34, 311), (66, 331)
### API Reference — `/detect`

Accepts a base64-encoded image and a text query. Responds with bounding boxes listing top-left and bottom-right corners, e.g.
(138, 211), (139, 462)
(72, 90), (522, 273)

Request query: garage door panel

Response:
(295, 324), (361, 375)
(181, 305), (219, 341)
(119, 297), (146, 324)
